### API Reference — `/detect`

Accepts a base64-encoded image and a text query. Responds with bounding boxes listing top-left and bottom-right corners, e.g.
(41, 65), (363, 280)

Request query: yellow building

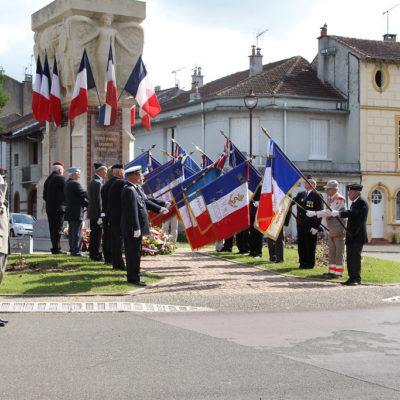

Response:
(317, 30), (400, 243)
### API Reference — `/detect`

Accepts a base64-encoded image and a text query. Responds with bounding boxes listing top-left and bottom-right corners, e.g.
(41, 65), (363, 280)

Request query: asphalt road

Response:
(1, 294), (400, 399)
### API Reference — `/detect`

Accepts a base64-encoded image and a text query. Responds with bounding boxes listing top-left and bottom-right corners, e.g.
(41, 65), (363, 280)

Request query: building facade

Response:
(316, 28), (400, 242)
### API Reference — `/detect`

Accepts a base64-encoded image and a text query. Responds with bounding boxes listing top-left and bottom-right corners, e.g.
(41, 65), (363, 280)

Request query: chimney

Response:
(189, 86), (201, 101)
(320, 23), (327, 37)
(191, 67), (204, 89)
(383, 33), (397, 42)
(249, 46), (263, 77)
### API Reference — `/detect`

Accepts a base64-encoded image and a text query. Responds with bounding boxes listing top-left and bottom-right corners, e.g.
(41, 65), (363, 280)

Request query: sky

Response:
(1, 0), (400, 90)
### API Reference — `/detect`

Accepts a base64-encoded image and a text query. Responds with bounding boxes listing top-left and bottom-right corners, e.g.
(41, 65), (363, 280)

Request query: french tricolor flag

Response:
(197, 162), (261, 241)
(172, 164), (224, 250)
(49, 56), (62, 126)
(37, 54), (51, 123)
(68, 49), (96, 120)
(255, 139), (301, 240)
(124, 56), (161, 120)
(32, 55), (42, 120)
(98, 45), (118, 126)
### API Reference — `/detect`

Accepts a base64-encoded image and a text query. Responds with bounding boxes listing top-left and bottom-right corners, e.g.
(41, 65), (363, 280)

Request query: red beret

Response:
(53, 162), (64, 167)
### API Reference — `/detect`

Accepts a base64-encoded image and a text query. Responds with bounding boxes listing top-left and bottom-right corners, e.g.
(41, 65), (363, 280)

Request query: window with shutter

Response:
(309, 119), (328, 160)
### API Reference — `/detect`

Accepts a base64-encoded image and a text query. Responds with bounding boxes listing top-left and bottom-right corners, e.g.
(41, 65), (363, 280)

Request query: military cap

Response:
(94, 162), (107, 171)
(53, 161), (64, 167)
(347, 183), (363, 191)
(125, 165), (142, 175)
(325, 180), (338, 189)
(68, 167), (81, 174)
(111, 163), (124, 169)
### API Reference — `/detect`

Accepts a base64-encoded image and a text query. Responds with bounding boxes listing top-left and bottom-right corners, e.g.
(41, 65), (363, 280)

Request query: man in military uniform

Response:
(106, 164), (127, 270)
(120, 166), (168, 285)
(88, 163), (107, 261)
(43, 161), (67, 254)
(329, 184), (368, 286)
(294, 177), (323, 269)
(64, 168), (88, 257)
(101, 164), (123, 265)
(249, 186), (263, 258)
(306, 180), (347, 277)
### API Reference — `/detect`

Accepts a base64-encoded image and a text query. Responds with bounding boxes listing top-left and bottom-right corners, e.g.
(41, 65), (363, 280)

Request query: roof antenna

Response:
(256, 28), (269, 48)
(383, 4), (399, 34)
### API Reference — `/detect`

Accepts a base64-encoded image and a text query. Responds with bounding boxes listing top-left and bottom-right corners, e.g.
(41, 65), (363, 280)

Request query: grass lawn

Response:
(209, 246), (400, 284)
(0, 254), (161, 295)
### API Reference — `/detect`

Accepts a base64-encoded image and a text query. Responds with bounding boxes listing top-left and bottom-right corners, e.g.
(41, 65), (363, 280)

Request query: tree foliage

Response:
(0, 67), (10, 132)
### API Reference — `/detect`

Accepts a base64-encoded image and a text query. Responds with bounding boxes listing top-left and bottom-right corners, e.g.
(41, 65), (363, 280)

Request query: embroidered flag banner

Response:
(32, 55), (42, 120)
(144, 159), (174, 181)
(49, 56), (62, 126)
(37, 54), (51, 123)
(202, 154), (213, 169)
(98, 45), (118, 126)
(125, 152), (162, 174)
(196, 161), (261, 241)
(68, 49), (96, 120)
(171, 156), (226, 250)
(229, 141), (247, 167)
(255, 139), (302, 240)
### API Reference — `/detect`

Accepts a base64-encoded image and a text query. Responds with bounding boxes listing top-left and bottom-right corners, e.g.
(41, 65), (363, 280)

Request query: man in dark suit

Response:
(87, 163), (107, 261)
(294, 177), (323, 269)
(43, 161), (67, 254)
(329, 184), (368, 286)
(106, 165), (126, 270)
(64, 168), (88, 257)
(121, 166), (168, 286)
(249, 186), (263, 258)
(101, 163), (123, 265)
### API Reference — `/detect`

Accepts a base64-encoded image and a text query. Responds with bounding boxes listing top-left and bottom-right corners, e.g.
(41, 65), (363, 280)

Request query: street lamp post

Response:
(244, 89), (258, 160)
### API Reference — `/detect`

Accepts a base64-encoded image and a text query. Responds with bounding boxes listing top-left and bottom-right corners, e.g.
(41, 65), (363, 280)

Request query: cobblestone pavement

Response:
(140, 248), (340, 296)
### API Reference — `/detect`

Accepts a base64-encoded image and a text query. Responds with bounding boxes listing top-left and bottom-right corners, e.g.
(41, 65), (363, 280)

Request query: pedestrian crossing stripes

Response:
(0, 302), (213, 313)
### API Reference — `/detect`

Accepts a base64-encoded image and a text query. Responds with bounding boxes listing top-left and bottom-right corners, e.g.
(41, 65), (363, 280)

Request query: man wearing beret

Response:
(294, 176), (323, 269)
(306, 180), (347, 277)
(43, 162), (67, 254)
(328, 184), (368, 286)
(88, 163), (107, 261)
(64, 168), (88, 257)
(120, 166), (168, 285)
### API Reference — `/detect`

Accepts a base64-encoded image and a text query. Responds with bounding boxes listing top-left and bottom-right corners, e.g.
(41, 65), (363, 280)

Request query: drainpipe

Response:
(201, 101), (205, 150)
(283, 102), (287, 152)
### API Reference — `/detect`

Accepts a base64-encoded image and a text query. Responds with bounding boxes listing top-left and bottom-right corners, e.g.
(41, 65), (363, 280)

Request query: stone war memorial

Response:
(31, 0), (145, 246)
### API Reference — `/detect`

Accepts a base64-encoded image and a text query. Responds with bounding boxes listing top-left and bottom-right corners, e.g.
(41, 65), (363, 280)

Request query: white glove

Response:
(165, 201), (171, 208)
(97, 218), (103, 226)
(253, 201), (259, 207)
(133, 229), (141, 238)
(100, 212), (105, 218)
(310, 228), (318, 235)
(330, 210), (340, 217)
(306, 211), (316, 217)
(160, 207), (169, 215)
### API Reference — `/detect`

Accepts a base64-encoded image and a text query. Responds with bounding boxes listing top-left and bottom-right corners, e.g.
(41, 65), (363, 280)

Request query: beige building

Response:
(316, 29), (400, 243)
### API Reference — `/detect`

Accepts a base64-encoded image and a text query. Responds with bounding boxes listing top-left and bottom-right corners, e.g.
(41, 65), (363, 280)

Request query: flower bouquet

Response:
(141, 225), (176, 256)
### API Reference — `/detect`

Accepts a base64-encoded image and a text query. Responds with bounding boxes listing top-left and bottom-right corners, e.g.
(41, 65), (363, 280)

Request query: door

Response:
(371, 189), (384, 238)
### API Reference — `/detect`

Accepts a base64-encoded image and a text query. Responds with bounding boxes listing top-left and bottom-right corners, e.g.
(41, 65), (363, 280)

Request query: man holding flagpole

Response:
(294, 177), (323, 269)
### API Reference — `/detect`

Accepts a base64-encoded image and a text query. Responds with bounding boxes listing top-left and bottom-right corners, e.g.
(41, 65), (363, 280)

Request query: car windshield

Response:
(12, 214), (35, 224)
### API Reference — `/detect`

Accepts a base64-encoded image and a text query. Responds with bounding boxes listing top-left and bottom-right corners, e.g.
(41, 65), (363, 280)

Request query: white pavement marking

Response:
(383, 296), (400, 303)
(0, 302), (214, 313)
